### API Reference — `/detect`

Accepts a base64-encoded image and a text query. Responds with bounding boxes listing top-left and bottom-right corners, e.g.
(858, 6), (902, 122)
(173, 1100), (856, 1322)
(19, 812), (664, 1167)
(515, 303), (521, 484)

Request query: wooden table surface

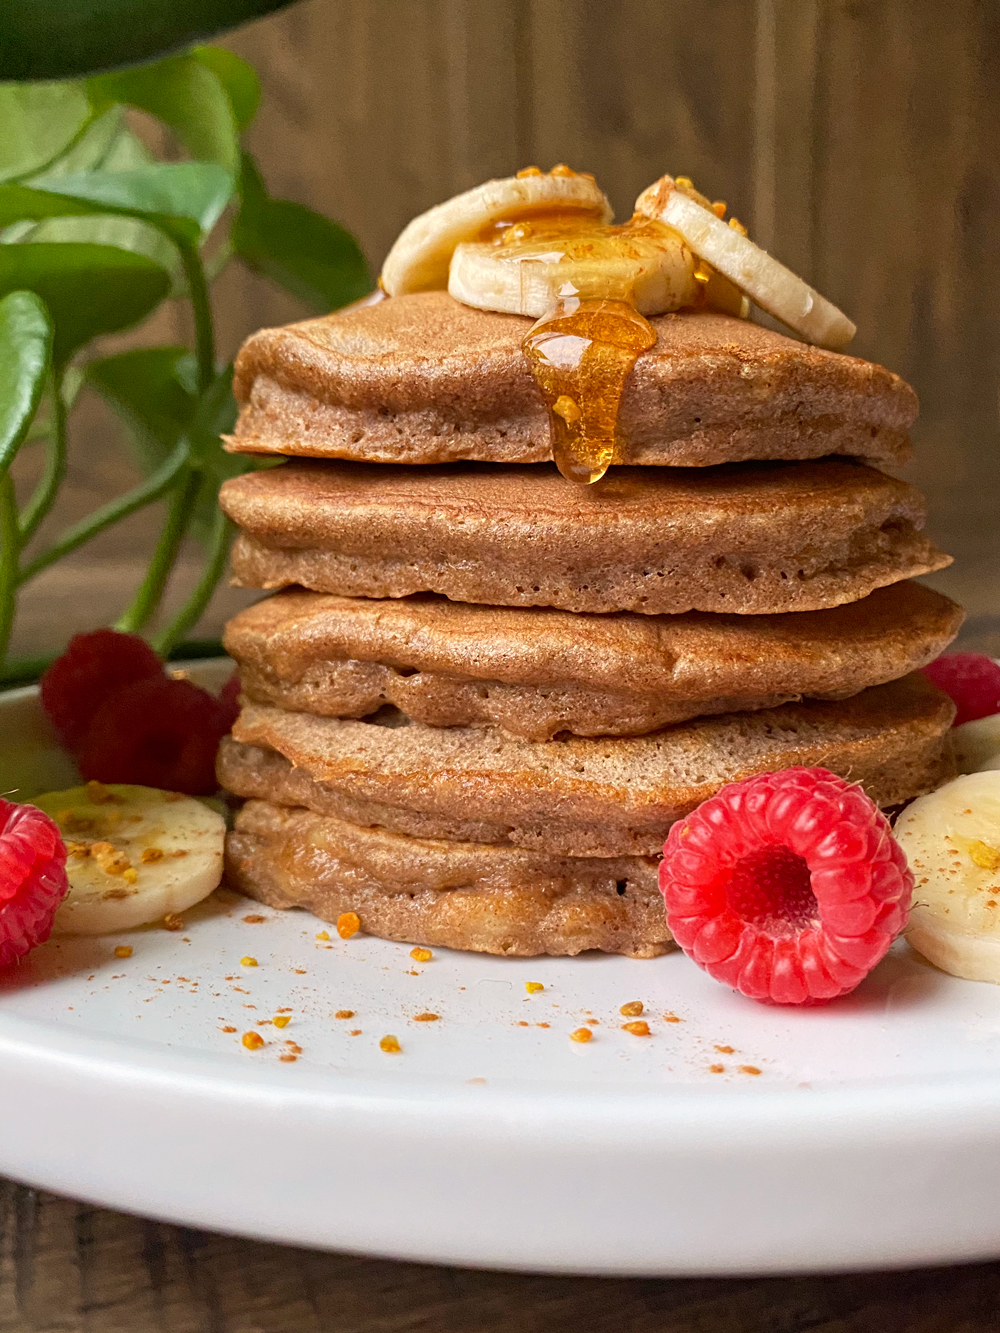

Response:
(0, 1180), (998, 1332)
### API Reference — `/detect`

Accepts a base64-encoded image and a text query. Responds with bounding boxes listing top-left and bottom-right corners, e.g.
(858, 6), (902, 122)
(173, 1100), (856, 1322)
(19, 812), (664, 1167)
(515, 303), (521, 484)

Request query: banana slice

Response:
(32, 782), (225, 936)
(448, 217), (703, 318)
(954, 715), (1000, 774)
(634, 175), (856, 350)
(381, 166), (613, 297)
(895, 771), (1000, 982)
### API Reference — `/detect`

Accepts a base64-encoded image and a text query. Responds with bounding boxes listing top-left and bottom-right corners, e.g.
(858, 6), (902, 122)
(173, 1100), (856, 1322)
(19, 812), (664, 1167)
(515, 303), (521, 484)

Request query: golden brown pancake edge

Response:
(228, 294), (917, 469)
(223, 582), (963, 739)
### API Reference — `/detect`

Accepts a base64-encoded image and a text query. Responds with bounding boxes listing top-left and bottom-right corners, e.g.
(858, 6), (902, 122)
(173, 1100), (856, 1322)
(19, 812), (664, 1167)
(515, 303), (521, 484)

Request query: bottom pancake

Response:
(226, 800), (670, 958)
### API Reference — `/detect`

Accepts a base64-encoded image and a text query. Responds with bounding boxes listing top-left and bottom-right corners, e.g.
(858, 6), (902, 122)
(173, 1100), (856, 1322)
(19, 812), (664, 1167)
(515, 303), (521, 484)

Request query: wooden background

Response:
(221, 0), (1000, 631)
(5, 2), (1000, 1328)
(10, 0), (1000, 656)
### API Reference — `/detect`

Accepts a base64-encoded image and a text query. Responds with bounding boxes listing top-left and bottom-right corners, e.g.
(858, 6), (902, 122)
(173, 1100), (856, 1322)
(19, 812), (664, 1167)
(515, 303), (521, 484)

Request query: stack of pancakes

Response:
(216, 292), (962, 959)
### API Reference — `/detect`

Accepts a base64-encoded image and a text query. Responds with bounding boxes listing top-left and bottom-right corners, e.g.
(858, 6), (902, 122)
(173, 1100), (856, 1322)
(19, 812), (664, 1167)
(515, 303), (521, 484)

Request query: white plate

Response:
(2, 661), (1000, 1277)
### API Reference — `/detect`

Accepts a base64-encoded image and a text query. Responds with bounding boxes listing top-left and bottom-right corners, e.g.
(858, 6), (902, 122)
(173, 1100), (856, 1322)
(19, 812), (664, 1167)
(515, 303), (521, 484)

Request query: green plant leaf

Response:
(190, 363), (239, 452)
(0, 244), (171, 365)
(90, 355), (252, 546)
(19, 105), (125, 184)
(0, 83), (93, 184)
(0, 291), (53, 474)
(233, 153), (371, 312)
(1, 1), (300, 81)
(18, 134), (185, 289)
(87, 346), (198, 474)
(90, 54), (240, 174)
(19, 215), (179, 285)
(0, 163), (235, 246)
(87, 123), (153, 173)
(192, 47), (260, 130)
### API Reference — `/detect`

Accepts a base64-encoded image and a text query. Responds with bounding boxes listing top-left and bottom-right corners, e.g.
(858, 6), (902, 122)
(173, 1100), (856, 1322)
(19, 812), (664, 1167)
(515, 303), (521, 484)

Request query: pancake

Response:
(222, 458), (950, 616)
(224, 582), (963, 740)
(227, 294), (917, 469)
(218, 674), (955, 858)
(225, 800), (670, 958)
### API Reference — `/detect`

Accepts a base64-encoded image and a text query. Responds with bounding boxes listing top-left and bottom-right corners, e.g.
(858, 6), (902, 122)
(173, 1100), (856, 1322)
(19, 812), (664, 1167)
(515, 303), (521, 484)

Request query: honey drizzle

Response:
(474, 205), (607, 244)
(503, 188), (744, 485)
(507, 213), (678, 485)
(522, 296), (656, 485)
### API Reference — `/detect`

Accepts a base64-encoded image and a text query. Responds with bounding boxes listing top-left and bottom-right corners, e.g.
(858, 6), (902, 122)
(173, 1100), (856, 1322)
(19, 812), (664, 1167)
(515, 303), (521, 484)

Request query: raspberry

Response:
(921, 653), (1000, 727)
(40, 630), (163, 752)
(216, 669), (241, 731)
(659, 767), (913, 1004)
(0, 801), (68, 968)
(76, 675), (230, 796)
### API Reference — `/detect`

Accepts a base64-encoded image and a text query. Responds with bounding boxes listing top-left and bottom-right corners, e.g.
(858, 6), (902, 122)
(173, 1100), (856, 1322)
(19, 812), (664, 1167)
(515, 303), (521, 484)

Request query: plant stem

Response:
(18, 373), (66, 544)
(0, 652), (54, 686)
(0, 473), (20, 670)
(178, 244), (215, 393)
(18, 438), (190, 585)
(115, 466), (200, 633)
(153, 507), (232, 658)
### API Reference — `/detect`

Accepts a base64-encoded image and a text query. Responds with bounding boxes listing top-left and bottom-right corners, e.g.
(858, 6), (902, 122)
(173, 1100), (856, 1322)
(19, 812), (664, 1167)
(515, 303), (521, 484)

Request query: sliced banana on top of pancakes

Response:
(449, 216), (703, 319)
(634, 175), (856, 349)
(380, 166), (613, 297)
(379, 165), (854, 350)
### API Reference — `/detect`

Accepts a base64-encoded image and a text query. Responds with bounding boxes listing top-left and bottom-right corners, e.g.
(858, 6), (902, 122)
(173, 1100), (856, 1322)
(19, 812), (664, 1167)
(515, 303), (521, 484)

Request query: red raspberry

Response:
(0, 800), (68, 968)
(659, 767), (913, 1005)
(216, 669), (241, 731)
(921, 653), (1000, 727)
(76, 675), (229, 796)
(40, 629), (163, 752)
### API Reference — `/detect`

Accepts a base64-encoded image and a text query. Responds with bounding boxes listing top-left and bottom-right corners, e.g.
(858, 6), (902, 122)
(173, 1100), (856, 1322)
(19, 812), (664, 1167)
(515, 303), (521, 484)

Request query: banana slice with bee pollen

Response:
(894, 770), (1000, 982)
(380, 166), (613, 297)
(32, 782), (225, 935)
(634, 174), (856, 350)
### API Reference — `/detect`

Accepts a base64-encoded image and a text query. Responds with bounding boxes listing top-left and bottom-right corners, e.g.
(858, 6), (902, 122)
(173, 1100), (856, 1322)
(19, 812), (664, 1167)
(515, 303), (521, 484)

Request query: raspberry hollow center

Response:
(725, 845), (819, 937)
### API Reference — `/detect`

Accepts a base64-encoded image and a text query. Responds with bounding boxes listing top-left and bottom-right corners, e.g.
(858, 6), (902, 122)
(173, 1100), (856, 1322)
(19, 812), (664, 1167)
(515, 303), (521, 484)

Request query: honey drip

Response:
(489, 192), (746, 485)
(522, 296), (657, 485)
(508, 213), (695, 485)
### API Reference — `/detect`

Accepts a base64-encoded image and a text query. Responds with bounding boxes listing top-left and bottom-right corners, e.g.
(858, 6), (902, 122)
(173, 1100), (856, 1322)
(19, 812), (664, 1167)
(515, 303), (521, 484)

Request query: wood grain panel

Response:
(810, 1), (997, 610)
(773, 0), (1000, 576)
(524, 0), (757, 220)
(228, 0), (758, 269)
(231, 0), (523, 268)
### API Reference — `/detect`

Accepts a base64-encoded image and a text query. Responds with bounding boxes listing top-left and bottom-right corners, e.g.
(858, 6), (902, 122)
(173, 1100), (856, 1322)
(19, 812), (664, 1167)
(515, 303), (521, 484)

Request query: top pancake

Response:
(228, 293), (917, 470)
